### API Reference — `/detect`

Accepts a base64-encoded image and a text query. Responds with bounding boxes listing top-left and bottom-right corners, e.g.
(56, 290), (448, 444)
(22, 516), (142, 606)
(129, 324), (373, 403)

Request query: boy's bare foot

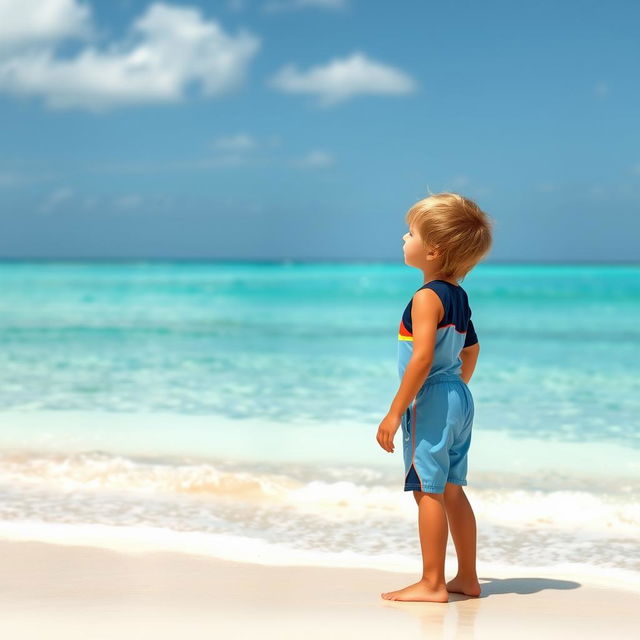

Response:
(381, 579), (449, 603)
(445, 574), (481, 597)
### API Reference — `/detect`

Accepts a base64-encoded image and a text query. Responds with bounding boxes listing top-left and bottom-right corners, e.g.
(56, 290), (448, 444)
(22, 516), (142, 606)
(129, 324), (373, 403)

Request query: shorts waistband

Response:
(424, 373), (464, 385)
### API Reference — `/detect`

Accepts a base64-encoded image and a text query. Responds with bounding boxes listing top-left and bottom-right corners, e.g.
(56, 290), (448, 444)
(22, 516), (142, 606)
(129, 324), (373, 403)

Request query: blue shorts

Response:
(401, 373), (474, 493)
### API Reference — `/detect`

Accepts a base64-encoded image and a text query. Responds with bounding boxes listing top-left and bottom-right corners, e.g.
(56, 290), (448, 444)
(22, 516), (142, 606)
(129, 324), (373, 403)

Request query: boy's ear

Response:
(426, 244), (441, 260)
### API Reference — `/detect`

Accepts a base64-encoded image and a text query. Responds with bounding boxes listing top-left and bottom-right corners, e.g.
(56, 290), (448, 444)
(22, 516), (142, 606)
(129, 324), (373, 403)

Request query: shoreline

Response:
(1, 520), (640, 594)
(0, 538), (639, 640)
(1, 410), (638, 482)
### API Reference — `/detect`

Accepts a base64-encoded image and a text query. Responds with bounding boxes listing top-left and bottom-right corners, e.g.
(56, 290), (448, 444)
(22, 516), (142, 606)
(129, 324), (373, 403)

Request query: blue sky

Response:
(1, 0), (638, 261)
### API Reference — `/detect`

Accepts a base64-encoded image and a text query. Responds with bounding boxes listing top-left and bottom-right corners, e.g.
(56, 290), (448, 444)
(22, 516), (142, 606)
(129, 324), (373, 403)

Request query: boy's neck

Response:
(422, 272), (459, 287)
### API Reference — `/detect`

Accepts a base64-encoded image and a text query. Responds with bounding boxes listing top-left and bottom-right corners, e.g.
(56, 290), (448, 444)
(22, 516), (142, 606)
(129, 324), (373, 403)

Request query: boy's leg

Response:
(443, 482), (481, 596)
(443, 483), (476, 575)
(414, 490), (449, 586)
(380, 490), (449, 602)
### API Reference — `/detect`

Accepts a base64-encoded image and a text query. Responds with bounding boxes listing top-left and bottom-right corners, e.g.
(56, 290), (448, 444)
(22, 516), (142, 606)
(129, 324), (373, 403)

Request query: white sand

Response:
(0, 539), (639, 639)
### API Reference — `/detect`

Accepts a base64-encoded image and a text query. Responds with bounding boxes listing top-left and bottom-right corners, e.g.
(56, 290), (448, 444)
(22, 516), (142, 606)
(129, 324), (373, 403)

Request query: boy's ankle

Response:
(420, 575), (447, 589)
(454, 571), (478, 581)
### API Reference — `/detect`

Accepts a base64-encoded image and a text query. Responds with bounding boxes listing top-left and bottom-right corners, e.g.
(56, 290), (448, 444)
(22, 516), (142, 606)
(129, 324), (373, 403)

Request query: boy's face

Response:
(402, 223), (431, 268)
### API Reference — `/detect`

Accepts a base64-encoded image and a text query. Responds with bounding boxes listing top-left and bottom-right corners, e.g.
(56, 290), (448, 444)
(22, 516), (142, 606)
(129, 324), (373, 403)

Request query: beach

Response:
(0, 262), (638, 638)
(1, 537), (639, 640)
(2, 0), (640, 630)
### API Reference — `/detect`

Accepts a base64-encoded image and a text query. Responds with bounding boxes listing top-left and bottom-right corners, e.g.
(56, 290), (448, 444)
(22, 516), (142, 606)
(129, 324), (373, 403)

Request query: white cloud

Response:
(84, 134), (324, 172)
(213, 133), (257, 151)
(208, 132), (284, 165)
(0, 0), (92, 48)
(269, 51), (416, 106)
(295, 149), (334, 168)
(264, 0), (348, 12)
(38, 186), (74, 213)
(0, 1), (261, 111)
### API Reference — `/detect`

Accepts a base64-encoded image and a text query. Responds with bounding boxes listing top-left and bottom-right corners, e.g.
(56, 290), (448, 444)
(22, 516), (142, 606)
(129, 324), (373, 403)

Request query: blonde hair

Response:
(405, 192), (493, 282)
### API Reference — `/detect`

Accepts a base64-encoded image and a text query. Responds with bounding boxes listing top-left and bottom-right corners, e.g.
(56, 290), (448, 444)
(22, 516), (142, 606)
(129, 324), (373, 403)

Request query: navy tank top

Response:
(397, 280), (478, 381)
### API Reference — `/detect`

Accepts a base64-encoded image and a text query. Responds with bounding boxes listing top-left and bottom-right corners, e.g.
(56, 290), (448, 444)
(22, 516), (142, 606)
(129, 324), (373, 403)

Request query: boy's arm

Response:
(460, 343), (480, 384)
(387, 289), (441, 418)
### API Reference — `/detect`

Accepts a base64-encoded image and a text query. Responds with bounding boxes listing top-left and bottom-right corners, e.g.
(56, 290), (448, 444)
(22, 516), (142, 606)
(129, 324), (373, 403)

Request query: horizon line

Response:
(0, 257), (638, 266)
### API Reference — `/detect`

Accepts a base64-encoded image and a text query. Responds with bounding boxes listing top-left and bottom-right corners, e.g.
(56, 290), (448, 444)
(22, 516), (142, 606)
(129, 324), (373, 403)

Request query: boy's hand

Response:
(376, 412), (401, 453)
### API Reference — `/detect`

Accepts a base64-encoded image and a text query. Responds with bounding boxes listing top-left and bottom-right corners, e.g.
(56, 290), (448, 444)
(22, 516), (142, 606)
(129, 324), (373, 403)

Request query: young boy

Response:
(377, 192), (493, 603)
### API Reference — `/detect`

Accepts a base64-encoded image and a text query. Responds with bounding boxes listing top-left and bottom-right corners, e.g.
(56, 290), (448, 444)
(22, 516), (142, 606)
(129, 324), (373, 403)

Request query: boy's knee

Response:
(413, 490), (445, 504)
(444, 482), (464, 500)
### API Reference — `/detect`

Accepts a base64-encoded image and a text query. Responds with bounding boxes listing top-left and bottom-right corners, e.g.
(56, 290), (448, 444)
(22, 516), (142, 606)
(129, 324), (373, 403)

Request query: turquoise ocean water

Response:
(0, 261), (638, 580)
